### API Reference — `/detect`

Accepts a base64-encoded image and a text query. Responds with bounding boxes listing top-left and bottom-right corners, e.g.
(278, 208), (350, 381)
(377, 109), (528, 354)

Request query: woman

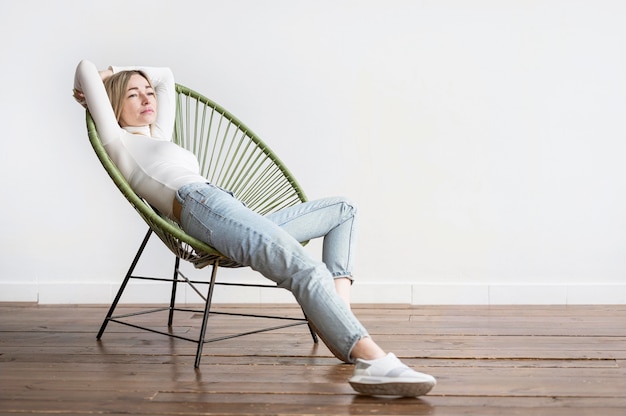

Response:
(73, 59), (436, 397)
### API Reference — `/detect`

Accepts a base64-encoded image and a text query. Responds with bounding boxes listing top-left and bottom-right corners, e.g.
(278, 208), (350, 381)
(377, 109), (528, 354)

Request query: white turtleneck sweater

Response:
(74, 59), (206, 219)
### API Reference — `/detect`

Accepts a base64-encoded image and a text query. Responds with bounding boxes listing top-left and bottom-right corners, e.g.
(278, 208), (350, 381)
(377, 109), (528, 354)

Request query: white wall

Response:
(1, 0), (625, 305)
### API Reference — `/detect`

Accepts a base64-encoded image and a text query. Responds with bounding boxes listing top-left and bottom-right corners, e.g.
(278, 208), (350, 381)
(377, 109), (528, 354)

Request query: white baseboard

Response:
(1, 282), (625, 305)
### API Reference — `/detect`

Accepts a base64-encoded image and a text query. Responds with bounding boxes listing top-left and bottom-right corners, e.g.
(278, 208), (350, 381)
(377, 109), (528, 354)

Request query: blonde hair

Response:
(104, 70), (153, 124)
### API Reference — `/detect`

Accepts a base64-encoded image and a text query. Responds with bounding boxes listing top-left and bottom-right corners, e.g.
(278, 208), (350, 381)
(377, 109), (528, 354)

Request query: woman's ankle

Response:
(350, 336), (386, 361)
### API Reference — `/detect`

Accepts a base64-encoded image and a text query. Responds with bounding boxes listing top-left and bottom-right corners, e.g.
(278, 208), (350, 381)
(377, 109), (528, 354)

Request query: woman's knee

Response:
(336, 196), (357, 219)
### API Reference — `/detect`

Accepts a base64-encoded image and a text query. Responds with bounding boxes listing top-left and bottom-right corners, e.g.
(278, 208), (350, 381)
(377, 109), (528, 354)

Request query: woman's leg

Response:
(265, 197), (357, 279)
(266, 197), (357, 305)
(177, 184), (365, 362)
(334, 277), (352, 306)
(176, 183), (436, 396)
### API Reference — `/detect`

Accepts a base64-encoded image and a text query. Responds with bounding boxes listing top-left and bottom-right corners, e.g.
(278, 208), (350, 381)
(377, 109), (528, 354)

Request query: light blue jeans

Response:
(176, 182), (369, 363)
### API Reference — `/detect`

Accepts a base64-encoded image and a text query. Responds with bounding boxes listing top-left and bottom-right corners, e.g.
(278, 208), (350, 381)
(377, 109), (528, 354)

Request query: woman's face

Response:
(119, 74), (157, 127)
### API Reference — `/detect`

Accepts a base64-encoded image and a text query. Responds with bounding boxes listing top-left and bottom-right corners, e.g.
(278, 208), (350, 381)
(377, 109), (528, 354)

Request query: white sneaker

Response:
(349, 353), (436, 397)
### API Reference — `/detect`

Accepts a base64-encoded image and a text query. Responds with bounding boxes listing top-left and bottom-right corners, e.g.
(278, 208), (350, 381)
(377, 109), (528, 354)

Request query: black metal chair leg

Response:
(167, 257), (181, 326)
(97, 229), (153, 339)
(302, 311), (319, 344)
(194, 259), (220, 368)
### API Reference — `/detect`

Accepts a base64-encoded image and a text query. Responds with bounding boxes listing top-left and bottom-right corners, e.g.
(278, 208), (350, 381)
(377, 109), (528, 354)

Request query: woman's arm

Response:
(73, 59), (122, 145)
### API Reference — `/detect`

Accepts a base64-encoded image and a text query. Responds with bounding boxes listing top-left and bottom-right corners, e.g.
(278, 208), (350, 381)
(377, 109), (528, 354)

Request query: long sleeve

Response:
(74, 59), (122, 146)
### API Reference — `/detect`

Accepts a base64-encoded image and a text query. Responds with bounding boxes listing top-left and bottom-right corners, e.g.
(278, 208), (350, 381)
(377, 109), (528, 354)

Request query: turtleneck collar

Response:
(123, 125), (151, 137)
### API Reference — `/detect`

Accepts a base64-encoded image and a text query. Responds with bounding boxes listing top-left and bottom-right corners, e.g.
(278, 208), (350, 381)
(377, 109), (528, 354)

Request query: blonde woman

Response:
(73, 59), (436, 397)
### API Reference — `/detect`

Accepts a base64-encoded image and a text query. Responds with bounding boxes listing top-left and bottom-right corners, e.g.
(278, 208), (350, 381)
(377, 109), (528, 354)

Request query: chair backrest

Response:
(86, 84), (307, 268)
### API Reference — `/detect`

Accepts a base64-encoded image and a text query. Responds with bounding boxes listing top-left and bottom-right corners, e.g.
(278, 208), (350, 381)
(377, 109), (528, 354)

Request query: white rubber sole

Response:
(349, 376), (436, 397)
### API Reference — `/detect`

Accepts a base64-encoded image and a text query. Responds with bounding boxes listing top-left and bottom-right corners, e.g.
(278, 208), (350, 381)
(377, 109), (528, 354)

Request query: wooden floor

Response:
(1, 303), (625, 415)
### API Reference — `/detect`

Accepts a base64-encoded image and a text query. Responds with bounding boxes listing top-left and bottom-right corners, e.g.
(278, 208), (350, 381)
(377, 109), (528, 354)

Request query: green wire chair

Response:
(88, 84), (317, 367)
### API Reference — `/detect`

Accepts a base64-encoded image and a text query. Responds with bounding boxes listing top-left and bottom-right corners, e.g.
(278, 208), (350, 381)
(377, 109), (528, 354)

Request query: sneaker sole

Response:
(349, 378), (435, 397)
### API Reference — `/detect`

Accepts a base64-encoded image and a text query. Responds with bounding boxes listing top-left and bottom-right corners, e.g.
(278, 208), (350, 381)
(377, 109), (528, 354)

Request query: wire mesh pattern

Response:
(86, 84), (308, 269)
(174, 85), (306, 215)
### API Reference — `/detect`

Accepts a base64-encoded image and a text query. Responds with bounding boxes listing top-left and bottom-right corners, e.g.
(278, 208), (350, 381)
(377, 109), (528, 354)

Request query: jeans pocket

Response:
(181, 199), (214, 246)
